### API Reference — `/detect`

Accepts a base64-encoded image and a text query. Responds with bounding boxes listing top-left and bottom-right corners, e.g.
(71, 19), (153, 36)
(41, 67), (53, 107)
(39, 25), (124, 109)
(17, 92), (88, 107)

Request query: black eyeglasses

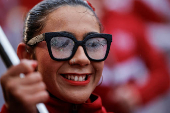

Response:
(27, 31), (112, 61)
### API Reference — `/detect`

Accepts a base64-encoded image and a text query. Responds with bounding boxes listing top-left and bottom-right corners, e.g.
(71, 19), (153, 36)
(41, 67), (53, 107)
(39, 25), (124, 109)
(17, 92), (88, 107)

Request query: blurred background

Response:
(0, 0), (170, 113)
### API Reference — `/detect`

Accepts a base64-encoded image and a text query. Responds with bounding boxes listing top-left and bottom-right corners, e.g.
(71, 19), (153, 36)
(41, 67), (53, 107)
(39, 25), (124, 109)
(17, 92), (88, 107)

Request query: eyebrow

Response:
(58, 31), (99, 38)
(83, 32), (99, 38)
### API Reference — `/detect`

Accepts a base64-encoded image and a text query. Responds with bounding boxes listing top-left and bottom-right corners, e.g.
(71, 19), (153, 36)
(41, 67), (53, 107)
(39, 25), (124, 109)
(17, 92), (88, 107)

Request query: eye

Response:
(86, 38), (107, 49)
(59, 39), (70, 48)
(51, 37), (73, 49)
(88, 42), (100, 48)
(85, 38), (108, 59)
(50, 36), (75, 59)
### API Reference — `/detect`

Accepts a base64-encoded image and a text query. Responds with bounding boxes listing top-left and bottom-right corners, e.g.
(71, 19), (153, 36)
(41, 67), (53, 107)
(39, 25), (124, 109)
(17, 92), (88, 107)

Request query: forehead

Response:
(41, 5), (100, 36)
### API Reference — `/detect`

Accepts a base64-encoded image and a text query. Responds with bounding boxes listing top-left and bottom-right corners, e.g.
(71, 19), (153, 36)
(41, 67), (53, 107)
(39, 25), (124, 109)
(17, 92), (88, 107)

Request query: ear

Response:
(17, 43), (33, 60)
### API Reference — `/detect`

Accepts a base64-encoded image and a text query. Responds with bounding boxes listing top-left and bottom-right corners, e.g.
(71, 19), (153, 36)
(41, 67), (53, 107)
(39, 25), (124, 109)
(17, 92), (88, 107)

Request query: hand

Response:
(0, 59), (49, 113)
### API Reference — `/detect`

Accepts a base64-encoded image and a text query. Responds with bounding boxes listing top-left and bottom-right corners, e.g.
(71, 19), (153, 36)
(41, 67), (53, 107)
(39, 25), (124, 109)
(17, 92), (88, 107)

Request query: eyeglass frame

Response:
(27, 31), (112, 62)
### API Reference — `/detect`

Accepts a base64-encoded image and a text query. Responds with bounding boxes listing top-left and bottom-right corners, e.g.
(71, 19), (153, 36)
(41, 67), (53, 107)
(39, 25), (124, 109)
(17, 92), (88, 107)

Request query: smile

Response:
(62, 74), (88, 81)
(60, 74), (91, 85)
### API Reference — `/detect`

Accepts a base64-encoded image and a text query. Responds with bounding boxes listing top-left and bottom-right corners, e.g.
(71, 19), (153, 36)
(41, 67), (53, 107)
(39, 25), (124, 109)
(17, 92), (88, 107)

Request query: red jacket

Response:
(1, 93), (113, 113)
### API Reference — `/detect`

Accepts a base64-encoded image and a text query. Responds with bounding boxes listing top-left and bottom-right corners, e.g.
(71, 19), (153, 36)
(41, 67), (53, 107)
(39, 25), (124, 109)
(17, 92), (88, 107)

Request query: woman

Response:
(0, 0), (112, 113)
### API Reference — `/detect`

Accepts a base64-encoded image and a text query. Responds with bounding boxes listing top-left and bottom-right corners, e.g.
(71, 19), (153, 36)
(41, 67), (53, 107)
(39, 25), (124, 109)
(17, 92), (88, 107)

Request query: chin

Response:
(63, 93), (91, 104)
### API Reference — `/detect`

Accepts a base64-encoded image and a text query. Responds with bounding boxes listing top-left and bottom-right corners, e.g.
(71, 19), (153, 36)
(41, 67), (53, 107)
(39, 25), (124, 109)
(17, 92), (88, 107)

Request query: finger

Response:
(0, 60), (37, 87)
(32, 91), (49, 104)
(3, 77), (47, 103)
(21, 82), (46, 95)
(24, 91), (49, 106)
(20, 72), (43, 85)
(10, 90), (49, 112)
(1, 77), (22, 102)
(6, 59), (37, 78)
(3, 72), (44, 98)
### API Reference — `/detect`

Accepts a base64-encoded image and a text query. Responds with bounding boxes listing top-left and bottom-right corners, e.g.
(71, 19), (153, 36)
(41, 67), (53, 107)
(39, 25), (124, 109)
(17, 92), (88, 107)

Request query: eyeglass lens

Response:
(51, 37), (75, 59)
(50, 36), (107, 60)
(85, 38), (107, 59)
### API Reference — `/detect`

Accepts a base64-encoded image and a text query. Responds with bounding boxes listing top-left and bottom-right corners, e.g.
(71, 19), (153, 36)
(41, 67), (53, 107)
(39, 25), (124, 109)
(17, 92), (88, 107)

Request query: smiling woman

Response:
(0, 0), (112, 113)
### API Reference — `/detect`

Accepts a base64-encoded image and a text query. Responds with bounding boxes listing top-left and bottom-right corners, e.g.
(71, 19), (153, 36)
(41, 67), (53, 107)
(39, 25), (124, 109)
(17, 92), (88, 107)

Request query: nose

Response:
(69, 46), (90, 66)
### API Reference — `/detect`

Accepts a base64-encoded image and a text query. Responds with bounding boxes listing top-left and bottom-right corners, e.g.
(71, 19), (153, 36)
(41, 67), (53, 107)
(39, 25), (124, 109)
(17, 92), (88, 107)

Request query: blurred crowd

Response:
(0, 0), (170, 113)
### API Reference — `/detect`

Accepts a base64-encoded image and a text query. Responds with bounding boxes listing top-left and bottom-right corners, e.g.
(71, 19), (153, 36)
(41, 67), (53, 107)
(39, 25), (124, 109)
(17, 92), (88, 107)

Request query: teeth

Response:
(71, 75), (74, 80)
(68, 75), (71, 80)
(82, 76), (85, 81)
(79, 76), (83, 81)
(75, 76), (78, 81)
(64, 75), (87, 81)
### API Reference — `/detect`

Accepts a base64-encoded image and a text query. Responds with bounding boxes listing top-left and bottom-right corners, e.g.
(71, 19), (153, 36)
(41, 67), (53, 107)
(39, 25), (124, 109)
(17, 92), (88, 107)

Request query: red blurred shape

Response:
(133, 1), (165, 23)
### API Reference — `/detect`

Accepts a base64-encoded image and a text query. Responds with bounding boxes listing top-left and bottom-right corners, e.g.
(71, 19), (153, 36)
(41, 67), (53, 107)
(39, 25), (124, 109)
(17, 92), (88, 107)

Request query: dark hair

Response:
(23, 0), (102, 44)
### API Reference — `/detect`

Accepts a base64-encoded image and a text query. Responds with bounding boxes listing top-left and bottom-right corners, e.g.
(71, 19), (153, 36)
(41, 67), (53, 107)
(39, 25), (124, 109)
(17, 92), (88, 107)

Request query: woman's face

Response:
(34, 5), (103, 104)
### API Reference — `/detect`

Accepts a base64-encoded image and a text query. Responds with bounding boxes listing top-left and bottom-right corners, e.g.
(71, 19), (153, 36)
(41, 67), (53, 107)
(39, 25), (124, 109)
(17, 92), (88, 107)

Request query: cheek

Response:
(35, 48), (65, 95)
(93, 61), (104, 83)
(35, 46), (61, 80)
(35, 47), (51, 71)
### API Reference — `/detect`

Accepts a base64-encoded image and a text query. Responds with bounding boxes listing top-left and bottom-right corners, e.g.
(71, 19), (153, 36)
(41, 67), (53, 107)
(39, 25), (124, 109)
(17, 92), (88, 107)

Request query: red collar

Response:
(1, 93), (112, 113)
(45, 93), (108, 113)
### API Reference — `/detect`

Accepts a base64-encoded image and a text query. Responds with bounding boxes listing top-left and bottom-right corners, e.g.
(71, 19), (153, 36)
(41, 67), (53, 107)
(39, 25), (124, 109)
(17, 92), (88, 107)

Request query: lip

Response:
(60, 73), (91, 86)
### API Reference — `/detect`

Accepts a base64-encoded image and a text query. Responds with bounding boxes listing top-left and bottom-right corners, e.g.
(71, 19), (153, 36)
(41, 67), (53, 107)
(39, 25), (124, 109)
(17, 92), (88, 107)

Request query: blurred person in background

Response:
(88, 0), (170, 113)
